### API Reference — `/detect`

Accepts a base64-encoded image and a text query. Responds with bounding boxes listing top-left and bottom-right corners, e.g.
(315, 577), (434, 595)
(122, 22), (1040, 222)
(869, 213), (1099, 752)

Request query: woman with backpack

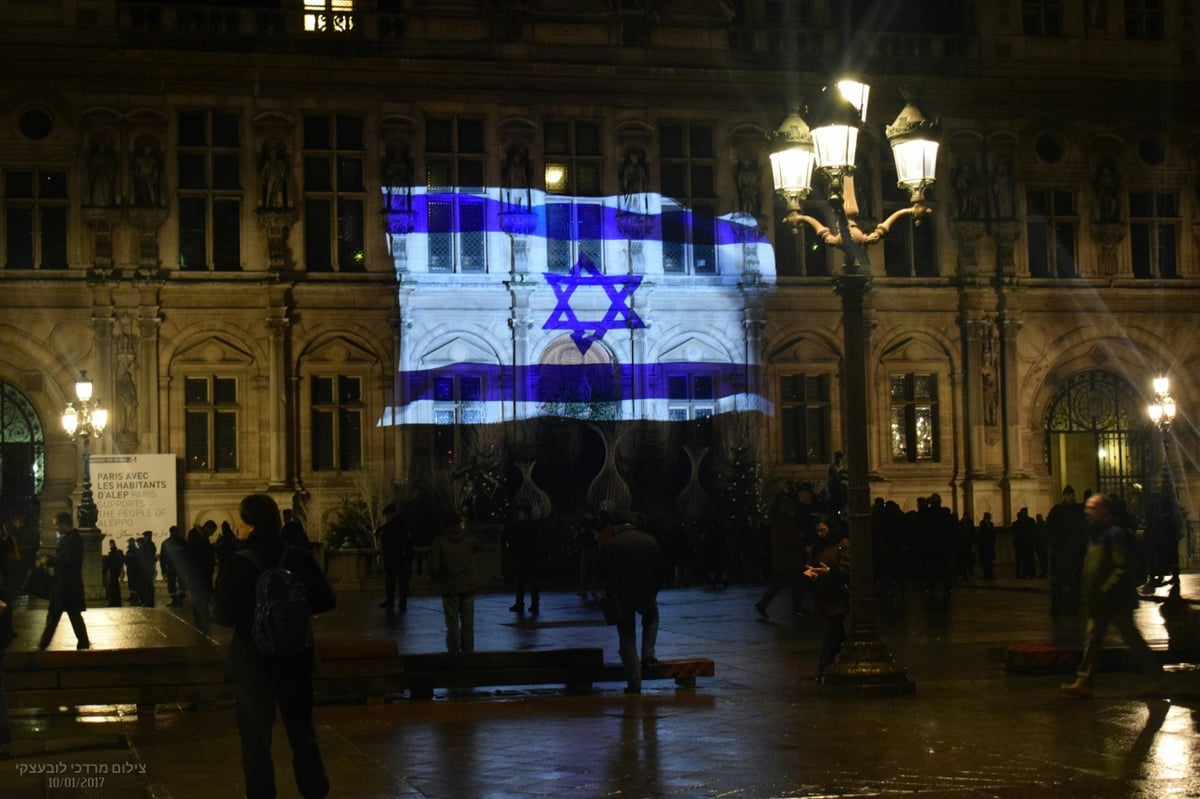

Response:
(214, 494), (336, 799)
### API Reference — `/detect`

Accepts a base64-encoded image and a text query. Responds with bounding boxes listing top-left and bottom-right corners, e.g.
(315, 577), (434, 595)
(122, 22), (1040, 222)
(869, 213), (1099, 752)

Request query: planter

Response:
(323, 547), (382, 590)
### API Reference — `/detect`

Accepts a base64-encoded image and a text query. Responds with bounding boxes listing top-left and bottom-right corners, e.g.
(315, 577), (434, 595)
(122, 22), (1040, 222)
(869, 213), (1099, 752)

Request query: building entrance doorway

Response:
(1, 379), (46, 573)
(1045, 370), (1148, 516)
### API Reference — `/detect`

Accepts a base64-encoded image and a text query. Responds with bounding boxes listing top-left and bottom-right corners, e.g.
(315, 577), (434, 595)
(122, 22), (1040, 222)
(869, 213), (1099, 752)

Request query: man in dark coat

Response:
(214, 493), (335, 799)
(1047, 485), (1087, 616)
(36, 511), (90, 650)
(503, 505), (542, 614)
(124, 538), (144, 606)
(138, 531), (158, 607)
(598, 514), (665, 694)
(102, 538), (124, 607)
(1061, 493), (1166, 698)
(374, 503), (412, 612)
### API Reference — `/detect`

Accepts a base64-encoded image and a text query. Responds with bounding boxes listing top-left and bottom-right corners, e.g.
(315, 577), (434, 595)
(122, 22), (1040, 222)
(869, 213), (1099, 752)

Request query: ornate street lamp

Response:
(770, 80), (940, 695)
(62, 371), (108, 529)
(1147, 375), (1181, 587)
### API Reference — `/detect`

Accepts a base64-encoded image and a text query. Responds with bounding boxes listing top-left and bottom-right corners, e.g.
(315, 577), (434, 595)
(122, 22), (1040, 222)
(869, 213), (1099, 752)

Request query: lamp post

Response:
(62, 371), (108, 529)
(1147, 375), (1181, 587)
(770, 80), (940, 695)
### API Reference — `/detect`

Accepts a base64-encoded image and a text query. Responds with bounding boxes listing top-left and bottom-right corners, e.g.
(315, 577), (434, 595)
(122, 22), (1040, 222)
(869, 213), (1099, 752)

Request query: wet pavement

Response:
(4, 571), (1200, 798)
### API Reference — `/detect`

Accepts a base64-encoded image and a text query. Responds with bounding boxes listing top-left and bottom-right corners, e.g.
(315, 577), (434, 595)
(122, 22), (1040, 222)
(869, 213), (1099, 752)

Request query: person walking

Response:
(598, 513), (665, 695)
(36, 512), (90, 651)
(427, 514), (480, 654)
(374, 503), (412, 612)
(214, 493), (336, 799)
(1060, 493), (1167, 699)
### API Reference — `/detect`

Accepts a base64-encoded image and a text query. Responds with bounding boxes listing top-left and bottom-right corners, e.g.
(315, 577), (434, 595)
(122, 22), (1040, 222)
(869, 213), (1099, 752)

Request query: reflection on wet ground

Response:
(5, 573), (1200, 798)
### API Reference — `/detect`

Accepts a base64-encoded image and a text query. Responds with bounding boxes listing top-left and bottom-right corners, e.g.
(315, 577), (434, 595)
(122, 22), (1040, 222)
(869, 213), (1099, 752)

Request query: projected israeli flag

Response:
(380, 185), (775, 426)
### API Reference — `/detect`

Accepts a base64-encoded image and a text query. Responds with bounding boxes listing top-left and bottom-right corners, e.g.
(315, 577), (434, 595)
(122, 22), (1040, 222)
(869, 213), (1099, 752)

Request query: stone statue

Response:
(86, 141), (118, 207)
(502, 144), (532, 211)
(620, 148), (649, 214)
(133, 143), (163, 208)
(259, 140), (290, 210)
(1092, 164), (1122, 222)
(735, 157), (762, 218)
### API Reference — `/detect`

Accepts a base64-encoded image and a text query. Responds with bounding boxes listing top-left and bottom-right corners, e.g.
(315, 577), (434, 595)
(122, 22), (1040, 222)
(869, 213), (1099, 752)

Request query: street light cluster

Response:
(62, 372), (108, 529)
(769, 79), (940, 256)
(1148, 375), (1177, 432)
(767, 79), (940, 695)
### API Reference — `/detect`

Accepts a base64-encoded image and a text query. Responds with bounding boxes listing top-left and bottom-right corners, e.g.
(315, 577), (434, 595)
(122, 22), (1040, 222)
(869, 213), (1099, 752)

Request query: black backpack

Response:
(237, 545), (314, 657)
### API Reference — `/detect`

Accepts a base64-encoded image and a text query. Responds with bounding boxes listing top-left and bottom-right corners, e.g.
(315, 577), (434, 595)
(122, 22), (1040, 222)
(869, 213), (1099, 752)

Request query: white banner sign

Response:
(90, 453), (178, 544)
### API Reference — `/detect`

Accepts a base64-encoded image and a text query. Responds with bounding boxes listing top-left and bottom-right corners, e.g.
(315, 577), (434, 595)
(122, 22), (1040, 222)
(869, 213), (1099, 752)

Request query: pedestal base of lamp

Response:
(820, 637), (916, 697)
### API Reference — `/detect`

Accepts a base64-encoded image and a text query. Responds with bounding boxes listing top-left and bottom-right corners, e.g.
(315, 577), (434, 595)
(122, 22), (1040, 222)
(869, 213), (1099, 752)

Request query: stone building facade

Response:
(0, 0), (1196, 553)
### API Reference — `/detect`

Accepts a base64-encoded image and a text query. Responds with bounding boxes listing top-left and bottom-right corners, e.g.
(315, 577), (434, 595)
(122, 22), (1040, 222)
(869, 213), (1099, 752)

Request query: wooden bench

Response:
(4, 643), (713, 709)
(399, 650), (716, 698)
(4, 640), (404, 711)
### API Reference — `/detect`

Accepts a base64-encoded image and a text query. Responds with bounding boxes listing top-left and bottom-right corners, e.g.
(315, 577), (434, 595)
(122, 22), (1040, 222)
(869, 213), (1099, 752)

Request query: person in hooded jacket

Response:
(214, 494), (336, 799)
(427, 514), (481, 654)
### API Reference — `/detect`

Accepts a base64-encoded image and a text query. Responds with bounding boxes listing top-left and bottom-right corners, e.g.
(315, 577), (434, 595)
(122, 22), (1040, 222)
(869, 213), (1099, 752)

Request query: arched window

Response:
(1044, 370), (1147, 509)
(0, 380), (46, 515)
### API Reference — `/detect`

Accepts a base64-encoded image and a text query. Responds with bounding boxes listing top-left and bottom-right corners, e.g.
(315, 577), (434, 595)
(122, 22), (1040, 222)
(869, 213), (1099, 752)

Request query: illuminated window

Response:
(545, 120), (604, 272)
(185, 376), (238, 472)
(1129, 190), (1177, 279)
(304, 0), (356, 32)
(178, 111), (242, 271)
(311, 375), (363, 472)
(433, 375), (483, 465)
(303, 113), (366, 272)
(426, 117), (487, 273)
(1026, 188), (1077, 278)
(659, 122), (717, 275)
(779, 374), (830, 464)
(2, 168), (67, 269)
(890, 373), (939, 463)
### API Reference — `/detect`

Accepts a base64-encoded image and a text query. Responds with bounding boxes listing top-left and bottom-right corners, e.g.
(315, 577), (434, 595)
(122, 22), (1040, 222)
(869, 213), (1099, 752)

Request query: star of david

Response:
(543, 253), (645, 354)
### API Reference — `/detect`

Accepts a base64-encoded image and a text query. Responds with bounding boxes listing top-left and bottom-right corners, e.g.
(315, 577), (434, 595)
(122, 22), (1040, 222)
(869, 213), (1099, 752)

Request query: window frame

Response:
(309, 373), (365, 473)
(778, 373), (832, 465)
(302, 112), (367, 272)
(425, 116), (488, 274)
(183, 375), (240, 473)
(177, 109), (243, 272)
(889, 372), (940, 464)
(2, 167), (69, 269)
(1025, 187), (1078, 278)
(658, 120), (718, 275)
(1128, 189), (1178, 279)
(431, 373), (485, 466)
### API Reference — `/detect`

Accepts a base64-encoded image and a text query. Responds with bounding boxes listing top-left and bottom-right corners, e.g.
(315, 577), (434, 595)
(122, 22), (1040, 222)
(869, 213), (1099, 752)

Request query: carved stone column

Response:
(999, 312), (1023, 481)
(127, 208), (170, 278)
(508, 285), (534, 424)
(137, 312), (162, 454)
(962, 315), (987, 478)
(265, 315), (289, 488)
